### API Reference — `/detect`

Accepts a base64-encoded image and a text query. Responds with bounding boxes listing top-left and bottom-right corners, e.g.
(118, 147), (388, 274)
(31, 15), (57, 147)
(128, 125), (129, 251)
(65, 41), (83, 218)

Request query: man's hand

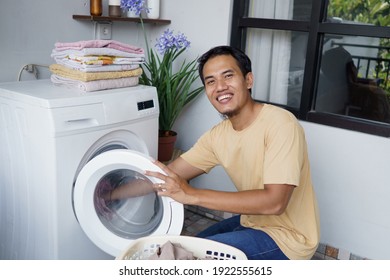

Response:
(146, 160), (197, 205)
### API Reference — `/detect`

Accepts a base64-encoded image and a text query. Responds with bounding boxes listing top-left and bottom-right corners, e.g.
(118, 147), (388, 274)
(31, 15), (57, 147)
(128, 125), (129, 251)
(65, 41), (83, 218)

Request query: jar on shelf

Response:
(90, 0), (102, 16)
(109, 0), (122, 17)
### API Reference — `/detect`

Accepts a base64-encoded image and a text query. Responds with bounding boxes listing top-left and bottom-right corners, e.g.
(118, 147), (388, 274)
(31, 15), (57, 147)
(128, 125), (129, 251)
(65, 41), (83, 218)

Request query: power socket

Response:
(25, 64), (35, 73)
(97, 22), (112, 40)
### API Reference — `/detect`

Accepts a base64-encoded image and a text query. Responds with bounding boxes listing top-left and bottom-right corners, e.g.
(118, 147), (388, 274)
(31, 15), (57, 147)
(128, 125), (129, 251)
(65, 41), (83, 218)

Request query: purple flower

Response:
(120, 0), (148, 15)
(155, 29), (191, 55)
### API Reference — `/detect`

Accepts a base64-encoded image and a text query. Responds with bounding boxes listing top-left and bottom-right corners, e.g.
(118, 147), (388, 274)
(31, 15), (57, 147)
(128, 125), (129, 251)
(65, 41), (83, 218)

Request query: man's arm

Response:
(104, 157), (204, 202)
(185, 184), (294, 215)
(167, 156), (205, 181)
(148, 160), (294, 216)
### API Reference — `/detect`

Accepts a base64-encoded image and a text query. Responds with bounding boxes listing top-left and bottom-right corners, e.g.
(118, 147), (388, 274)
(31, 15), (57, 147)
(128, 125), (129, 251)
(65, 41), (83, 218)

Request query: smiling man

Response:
(146, 46), (320, 260)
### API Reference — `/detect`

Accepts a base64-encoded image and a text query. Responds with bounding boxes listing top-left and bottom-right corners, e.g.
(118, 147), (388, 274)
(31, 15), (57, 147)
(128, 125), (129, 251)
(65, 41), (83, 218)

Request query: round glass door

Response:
(94, 168), (163, 239)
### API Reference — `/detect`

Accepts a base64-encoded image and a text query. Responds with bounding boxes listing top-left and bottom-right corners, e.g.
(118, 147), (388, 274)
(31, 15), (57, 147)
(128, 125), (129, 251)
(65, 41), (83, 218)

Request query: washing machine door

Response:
(73, 149), (184, 257)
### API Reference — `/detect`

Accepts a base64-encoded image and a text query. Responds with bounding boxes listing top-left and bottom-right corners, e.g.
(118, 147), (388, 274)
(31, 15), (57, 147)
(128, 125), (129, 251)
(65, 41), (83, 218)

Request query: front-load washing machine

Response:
(0, 79), (183, 259)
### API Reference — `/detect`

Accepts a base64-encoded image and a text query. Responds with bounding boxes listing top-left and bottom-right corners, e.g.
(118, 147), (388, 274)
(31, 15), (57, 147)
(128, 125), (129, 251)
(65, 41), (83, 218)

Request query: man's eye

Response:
(206, 80), (215, 85)
(225, 73), (233, 79)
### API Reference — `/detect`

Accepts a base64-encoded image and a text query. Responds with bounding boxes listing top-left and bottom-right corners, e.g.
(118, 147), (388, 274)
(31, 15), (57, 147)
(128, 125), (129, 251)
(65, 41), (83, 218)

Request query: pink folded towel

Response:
(54, 40), (144, 54)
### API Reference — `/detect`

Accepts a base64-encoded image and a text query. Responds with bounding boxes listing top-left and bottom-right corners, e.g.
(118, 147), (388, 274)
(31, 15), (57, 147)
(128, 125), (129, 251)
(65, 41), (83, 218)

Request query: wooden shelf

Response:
(72, 15), (171, 25)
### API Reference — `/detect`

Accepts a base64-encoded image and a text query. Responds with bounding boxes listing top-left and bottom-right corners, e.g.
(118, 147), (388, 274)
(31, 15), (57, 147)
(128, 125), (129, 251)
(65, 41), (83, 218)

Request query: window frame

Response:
(230, 0), (390, 137)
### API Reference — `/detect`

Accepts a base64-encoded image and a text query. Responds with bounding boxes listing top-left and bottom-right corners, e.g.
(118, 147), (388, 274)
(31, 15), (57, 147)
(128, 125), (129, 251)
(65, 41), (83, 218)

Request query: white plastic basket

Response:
(115, 235), (248, 260)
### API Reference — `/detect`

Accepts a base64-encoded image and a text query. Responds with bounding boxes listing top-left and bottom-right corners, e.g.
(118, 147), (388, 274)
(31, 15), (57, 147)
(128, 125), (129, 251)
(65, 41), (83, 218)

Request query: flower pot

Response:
(158, 130), (177, 162)
(126, 9), (138, 17)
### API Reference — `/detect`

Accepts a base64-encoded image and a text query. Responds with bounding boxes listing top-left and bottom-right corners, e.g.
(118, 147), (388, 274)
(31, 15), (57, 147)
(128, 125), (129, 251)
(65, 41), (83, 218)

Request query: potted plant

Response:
(140, 28), (203, 161)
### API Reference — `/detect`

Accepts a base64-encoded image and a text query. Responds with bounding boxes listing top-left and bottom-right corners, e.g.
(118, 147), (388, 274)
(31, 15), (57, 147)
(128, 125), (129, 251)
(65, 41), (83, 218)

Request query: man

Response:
(146, 46), (320, 260)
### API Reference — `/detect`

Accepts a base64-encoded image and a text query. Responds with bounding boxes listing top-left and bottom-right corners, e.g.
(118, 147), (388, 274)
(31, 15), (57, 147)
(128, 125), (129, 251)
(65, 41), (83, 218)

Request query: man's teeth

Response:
(217, 94), (232, 101)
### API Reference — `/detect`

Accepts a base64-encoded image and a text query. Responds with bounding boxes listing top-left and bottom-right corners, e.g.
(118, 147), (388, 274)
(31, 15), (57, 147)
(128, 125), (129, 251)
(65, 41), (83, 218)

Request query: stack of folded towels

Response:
(50, 40), (145, 92)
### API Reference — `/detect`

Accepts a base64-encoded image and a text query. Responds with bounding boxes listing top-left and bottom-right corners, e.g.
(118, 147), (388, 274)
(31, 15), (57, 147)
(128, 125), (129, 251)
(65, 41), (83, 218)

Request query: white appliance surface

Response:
(0, 79), (184, 260)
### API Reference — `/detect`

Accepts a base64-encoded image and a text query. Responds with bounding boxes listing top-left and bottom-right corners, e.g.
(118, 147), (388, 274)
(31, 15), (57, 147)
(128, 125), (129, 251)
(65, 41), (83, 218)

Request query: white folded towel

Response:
(54, 40), (144, 54)
(51, 48), (145, 60)
(53, 59), (141, 72)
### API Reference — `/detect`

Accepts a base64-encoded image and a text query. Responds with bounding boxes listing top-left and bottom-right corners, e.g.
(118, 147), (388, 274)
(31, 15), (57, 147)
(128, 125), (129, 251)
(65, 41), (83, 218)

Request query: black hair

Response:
(197, 45), (252, 85)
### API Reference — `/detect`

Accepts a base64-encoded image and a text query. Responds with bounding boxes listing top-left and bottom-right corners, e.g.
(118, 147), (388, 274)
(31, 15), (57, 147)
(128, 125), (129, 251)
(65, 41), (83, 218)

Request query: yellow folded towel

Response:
(49, 64), (143, 82)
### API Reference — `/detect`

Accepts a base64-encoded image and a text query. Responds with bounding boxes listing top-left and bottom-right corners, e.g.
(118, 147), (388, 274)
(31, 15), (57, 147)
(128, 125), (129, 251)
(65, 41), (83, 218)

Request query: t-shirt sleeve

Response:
(180, 130), (220, 173)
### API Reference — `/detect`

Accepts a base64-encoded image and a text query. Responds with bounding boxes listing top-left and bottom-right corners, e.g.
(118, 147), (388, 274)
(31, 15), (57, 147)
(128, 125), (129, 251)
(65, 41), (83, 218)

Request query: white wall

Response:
(301, 121), (390, 260)
(1, 0), (390, 260)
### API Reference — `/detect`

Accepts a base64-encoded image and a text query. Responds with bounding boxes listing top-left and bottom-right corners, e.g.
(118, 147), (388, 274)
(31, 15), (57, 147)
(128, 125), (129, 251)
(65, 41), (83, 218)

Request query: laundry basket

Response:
(115, 235), (248, 260)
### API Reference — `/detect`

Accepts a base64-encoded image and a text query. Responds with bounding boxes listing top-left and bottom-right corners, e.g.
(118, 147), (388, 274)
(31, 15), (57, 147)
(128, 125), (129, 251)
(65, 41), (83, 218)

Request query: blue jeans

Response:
(196, 215), (289, 260)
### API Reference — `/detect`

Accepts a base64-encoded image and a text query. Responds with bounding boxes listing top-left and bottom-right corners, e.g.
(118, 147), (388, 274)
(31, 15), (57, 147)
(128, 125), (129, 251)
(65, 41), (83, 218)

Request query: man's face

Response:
(202, 54), (253, 117)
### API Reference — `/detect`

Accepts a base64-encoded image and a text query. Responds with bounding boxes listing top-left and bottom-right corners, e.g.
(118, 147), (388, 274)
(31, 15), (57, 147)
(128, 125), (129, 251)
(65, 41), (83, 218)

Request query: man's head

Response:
(197, 46), (254, 118)
(198, 46), (252, 85)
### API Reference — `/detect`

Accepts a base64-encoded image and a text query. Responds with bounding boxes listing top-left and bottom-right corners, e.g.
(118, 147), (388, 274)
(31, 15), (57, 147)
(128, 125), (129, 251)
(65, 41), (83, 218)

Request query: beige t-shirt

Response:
(181, 104), (320, 260)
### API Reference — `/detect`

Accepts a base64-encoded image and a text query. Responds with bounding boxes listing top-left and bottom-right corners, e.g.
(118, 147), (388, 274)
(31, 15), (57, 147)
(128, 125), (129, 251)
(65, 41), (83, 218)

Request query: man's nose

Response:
(216, 79), (228, 91)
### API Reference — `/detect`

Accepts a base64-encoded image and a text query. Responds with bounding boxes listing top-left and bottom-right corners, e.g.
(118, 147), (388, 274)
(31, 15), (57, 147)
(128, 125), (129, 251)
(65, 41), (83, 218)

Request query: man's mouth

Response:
(217, 94), (233, 102)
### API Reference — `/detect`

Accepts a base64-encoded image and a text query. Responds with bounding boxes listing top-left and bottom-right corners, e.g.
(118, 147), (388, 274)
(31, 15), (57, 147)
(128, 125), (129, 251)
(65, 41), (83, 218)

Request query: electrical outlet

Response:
(26, 64), (35, 73)
(97, 22), (112, 40)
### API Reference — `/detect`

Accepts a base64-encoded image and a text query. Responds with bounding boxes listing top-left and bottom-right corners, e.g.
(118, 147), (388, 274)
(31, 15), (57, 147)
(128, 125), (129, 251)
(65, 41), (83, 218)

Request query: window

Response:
(316, 35), (390, 124)
(230, 0), (390, 137)
(246, 29), (308, 109)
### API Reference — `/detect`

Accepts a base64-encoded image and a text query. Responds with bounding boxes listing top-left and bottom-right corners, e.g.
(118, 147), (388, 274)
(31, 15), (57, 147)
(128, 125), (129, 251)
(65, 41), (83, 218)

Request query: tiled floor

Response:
(181, 208), (219, 237)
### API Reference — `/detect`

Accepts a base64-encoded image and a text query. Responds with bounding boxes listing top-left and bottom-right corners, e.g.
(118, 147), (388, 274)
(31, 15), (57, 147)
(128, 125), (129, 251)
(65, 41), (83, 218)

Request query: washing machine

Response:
(0, 79), (184, 259)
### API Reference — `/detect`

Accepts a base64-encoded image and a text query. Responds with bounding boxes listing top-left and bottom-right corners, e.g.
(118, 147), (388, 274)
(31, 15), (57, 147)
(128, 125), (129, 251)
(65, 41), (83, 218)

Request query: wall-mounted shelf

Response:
(72, 15), (171, 25)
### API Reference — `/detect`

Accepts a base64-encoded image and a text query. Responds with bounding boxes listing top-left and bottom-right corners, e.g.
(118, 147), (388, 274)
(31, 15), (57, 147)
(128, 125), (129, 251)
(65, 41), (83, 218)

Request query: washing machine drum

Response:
(73, 150), (184, 257)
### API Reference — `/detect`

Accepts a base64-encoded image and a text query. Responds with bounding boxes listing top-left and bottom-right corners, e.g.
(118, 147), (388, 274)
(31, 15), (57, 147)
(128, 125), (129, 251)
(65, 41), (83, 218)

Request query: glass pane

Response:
(316, 34), (390, 123)
(249, 0), (312, 21)
(94, 169), (163, 239)
(327, 0), (390, 27)
(246, 29), (308, 108)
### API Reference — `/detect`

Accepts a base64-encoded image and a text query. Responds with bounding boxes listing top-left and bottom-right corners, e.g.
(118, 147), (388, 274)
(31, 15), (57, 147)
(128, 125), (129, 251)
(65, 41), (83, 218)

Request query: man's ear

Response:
(246, 72), (254, 90)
